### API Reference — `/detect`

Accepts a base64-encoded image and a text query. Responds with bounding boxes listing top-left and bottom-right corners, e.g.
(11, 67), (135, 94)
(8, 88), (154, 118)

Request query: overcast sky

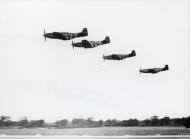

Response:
(0, 0), (189, 122)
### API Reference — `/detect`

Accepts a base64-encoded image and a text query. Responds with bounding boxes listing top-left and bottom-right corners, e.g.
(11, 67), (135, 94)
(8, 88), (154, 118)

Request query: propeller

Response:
(72, 41), (74, 49)
(43, 28), (46, 42)
(103, 54), (105, 61)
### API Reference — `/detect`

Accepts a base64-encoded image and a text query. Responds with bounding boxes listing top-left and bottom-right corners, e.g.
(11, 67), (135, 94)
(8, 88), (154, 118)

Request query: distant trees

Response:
(0, 115), (189, 128)
(55, 119), (69, 127)
(98, 120), (103, 126)
(71, 118), (88, 127)
(117, 119), (139, 126)
(14, 117), (44, 128)
(160, 117), (170, 126)
(150, 116), (160, 126)
(104, 119), (114, 126)
(126, 119), (139, 126)
(0, 116), (12, 126)
(140, 116), (190, 128)
(28, 120), (44, 127)
(19, 117), (29, 127)
(183, 117), (190, 128)
(142, 119), (151, 126)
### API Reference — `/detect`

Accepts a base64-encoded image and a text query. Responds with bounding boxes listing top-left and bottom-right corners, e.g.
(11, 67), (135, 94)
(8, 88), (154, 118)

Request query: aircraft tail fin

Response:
(131, 50), (136, 56)
(164, 65), (169, 70)
(81, 28), (88, 36)
(43, 28), (46, 42)
(102, 36), (110, 44)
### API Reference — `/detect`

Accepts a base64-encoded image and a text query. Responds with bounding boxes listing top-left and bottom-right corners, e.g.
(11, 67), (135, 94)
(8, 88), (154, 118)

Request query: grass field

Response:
(0, 127), (189, 136)
(0, 136), (189, 139)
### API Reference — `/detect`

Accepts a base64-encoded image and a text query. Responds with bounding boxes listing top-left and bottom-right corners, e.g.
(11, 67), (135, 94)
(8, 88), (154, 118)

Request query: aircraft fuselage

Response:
(140, 65), (169, 74)
(103, 50), (136, 60)
(72, 36), (110, 49)
(44, 32), (80, 40)
(43, 28), (88, 41)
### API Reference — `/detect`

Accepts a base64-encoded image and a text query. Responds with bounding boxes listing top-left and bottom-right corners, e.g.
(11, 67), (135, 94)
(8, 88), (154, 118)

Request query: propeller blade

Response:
(103, 54), (105, 61)
(43, 28), (46, 42)
(72, 41), (74, 49)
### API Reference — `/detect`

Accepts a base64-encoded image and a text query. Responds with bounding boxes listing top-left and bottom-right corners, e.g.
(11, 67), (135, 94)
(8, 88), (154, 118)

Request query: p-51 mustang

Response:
(140, 65), (169, 74)
(71, 36), (110, 49)
(103, 50), (136, 60)
(43, 28), (88, 41)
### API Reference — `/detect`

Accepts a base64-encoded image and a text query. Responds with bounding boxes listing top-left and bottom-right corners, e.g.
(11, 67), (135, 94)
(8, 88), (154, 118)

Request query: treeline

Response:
(0, 116), (44, 128)
(0, 116), (189, 128)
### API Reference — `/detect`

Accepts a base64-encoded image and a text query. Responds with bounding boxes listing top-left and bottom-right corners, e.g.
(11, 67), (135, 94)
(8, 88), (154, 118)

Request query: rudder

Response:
(131, 50), (136, 56)
(102, 36), (110, 44)
(164, 65), (169, 70)
(81, 28), (88, 36)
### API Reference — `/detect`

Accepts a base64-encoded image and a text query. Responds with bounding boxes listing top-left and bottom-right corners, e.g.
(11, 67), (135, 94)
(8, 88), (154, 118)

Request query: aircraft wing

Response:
(82, 40), (91, 46)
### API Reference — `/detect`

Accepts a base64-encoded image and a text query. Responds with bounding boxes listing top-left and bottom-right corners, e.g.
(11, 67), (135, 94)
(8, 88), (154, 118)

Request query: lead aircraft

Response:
(43, 28), (88, 41)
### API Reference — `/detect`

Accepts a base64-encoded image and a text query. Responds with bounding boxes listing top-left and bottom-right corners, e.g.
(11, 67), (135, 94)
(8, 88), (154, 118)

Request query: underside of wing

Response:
(82, 40), (92, 48)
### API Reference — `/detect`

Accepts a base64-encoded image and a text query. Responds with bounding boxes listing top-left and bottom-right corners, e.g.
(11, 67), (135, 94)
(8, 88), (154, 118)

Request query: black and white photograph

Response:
(0, 0), (190, 138)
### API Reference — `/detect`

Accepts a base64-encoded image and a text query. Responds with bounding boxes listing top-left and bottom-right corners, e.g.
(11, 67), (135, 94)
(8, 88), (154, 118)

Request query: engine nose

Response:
(44, 33), (52, 38)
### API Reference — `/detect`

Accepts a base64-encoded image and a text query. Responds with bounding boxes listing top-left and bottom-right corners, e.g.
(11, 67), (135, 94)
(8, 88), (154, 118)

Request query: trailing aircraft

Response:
(103, 50), (136, 60)
(71, 36), (110, 49)
(43, 28), (88, 41)
(140, 65), (169, 74)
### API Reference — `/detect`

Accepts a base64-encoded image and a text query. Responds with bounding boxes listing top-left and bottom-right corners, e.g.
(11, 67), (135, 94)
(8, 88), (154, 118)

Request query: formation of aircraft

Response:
(140, 65), (169, 74)
(43, 27), (169, 74)
(43, 28), (88, 41)
(72, 36), (110, 49)
(103, 50), (136, 60)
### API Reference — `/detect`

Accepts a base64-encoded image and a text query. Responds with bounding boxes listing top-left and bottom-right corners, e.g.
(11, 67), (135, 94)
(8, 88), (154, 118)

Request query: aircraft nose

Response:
(44, 33), (52, 37)
(44, 33), (47, 37)
(44, 34), (48, 37)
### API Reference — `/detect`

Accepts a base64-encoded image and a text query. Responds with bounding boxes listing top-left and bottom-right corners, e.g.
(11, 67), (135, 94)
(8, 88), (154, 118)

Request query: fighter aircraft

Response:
(140, 65), (169, 74)
(71, 36), (110, 49)
(103, 50), (136, 60)
(43, 28), (88, 41)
